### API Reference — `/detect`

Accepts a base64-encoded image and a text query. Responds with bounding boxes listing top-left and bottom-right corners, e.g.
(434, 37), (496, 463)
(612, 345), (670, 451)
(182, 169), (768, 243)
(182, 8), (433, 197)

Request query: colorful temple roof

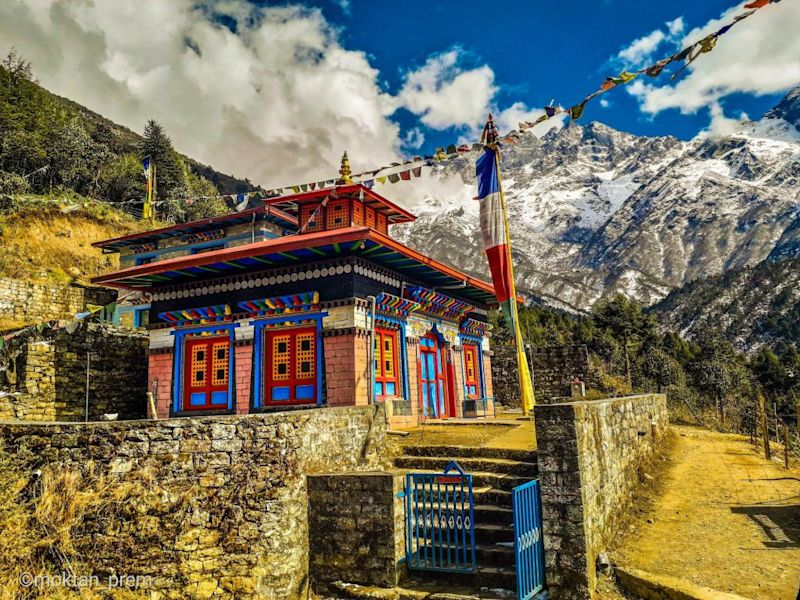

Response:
(265, 184), (416, 225)
(92, 226), (499, 305)
(93, 205), (298, 253)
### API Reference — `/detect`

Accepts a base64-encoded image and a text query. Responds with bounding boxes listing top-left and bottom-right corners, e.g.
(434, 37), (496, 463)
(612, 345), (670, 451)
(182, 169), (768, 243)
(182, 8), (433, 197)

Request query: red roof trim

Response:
(91, 204), (298, 249)
(264, 184), (416, 223)
(90, 226), (506, 302)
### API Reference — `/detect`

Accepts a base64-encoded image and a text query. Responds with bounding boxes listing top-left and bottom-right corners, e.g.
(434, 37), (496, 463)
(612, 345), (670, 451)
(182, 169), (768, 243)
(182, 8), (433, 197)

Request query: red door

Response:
(419, 334), (448, 418)
(446, 350), (457, 417)
(183, 336), (230, 411)
(264, 327), (317, 406)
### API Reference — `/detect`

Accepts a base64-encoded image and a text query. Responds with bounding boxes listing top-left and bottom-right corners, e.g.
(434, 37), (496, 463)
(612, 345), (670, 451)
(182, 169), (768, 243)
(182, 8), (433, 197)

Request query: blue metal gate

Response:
(513, 480), (546, 599)
(405, 461), (476, 573)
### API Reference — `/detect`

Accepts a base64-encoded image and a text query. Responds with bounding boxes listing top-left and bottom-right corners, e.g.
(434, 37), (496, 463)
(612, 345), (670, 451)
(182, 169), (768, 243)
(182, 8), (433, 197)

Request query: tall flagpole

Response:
(493, 147), (536, 415)
(476, 114), (535, 416)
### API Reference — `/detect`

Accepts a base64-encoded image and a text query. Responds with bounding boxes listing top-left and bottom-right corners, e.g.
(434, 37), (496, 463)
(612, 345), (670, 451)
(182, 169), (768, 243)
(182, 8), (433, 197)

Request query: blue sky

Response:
(260, 0), (789, 149)
(2, 0), (797, 186)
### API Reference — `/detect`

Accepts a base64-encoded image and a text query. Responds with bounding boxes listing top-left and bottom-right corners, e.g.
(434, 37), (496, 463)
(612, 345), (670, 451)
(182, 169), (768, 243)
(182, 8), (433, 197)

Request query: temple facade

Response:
(92, 164), (498, 426)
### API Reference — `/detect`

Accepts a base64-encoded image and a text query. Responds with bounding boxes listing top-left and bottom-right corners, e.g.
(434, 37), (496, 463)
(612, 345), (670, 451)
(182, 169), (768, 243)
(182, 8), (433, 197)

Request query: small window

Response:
(374, 328), (400, 398)
(278, 342), (287, 353)
(135, 255), (153, 266)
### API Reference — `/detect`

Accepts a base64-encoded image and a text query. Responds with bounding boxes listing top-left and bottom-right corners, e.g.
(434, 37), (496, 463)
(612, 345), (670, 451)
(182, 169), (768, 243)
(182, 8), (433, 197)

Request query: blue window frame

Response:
(251, 312), (327, 409)
(459, 334), (486, 400)
(374, 316), (409, 400)
(133, 307), (149, 328)
(135, 255), (154, 265)
(170, 323), (238, 414)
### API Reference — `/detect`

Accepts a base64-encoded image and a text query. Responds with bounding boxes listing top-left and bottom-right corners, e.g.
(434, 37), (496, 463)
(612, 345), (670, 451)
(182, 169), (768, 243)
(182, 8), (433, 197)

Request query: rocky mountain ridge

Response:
(394, 87), (800, 312)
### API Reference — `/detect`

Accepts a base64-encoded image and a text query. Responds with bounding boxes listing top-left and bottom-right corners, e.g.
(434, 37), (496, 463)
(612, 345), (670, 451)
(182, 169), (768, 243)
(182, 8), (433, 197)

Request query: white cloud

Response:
(618, 30), (666, 65)
(627, 3), (800, 117)
(0, 0), (402, 187)
(494, 101), (565, 137)
(667, 17), (685, 37)
(599, 98), (611, 109)
(402, 127), (425, 150)
(616, 15), (686, 67)
(395, 49), (496, 131)
(700, 102), (749, 139)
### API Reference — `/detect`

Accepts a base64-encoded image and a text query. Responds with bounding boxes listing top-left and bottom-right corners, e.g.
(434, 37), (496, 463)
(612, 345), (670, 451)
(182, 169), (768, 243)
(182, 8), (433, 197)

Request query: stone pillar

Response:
(307, 472), (406, 593)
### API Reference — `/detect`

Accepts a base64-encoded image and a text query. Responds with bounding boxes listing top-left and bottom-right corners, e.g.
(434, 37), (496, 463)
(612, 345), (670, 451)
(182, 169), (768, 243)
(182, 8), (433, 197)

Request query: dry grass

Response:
(0, 197), (149, 284)
(0, 444), (192, 599)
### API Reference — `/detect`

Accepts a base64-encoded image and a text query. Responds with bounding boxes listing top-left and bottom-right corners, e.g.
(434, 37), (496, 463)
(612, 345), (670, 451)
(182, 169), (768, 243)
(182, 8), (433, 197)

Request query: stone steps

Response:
(393, 441), (539, 596)
(401, 444), (536, 463)
(395, 456), (538, 477)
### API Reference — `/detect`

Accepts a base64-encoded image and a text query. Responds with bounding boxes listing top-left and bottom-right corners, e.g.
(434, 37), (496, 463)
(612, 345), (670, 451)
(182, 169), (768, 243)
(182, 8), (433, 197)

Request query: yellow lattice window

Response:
(191, 345), (207, 387)
(211, 342), (229, 386)
(383, 336), (395, 379)
(272, 335), (291, 381)
(296, 333), (315, 379)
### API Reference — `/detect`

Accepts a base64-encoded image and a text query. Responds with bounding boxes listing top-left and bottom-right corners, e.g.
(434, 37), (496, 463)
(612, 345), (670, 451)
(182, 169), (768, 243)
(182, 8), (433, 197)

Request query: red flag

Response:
(744, 0), (770, 7)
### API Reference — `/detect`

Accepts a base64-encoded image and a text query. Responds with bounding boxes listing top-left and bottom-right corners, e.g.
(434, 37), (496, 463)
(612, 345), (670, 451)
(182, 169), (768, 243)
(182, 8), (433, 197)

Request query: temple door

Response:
(446, 349), (458, 417)
(419, 334), (447, 418)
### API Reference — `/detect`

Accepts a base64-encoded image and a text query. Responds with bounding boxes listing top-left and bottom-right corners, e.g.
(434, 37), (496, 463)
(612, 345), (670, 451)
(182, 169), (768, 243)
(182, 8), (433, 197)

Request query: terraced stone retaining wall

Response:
(0, 404), (389, 599)
(534, 393), (668, 599)
(308, 472), (405, 592)
(0, 277), (116, 326)
(0, 323), (147, 421)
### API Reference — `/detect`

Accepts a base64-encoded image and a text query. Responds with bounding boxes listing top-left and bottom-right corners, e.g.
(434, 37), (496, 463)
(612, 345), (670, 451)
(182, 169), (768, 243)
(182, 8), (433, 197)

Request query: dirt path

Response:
(614, 425), (800, 600)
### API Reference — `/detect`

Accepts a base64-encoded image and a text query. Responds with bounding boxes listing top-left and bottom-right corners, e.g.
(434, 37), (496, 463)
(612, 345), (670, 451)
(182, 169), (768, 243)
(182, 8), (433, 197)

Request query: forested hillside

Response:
(652, 257), (800, 352)
(0, 49), (252, 221)
(499, 295), (799, 435)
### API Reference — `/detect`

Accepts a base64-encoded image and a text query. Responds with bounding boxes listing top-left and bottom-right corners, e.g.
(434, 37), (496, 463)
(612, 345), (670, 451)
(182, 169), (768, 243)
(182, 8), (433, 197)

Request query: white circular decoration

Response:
(343, 264), (352, 273)
(321, 267), (329, 277)
(277, 275), (285, 284)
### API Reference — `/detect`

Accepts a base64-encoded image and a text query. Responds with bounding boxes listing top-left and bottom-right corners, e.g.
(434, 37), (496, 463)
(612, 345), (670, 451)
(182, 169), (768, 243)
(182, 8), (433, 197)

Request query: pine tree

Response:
(138, 119), (185, 201)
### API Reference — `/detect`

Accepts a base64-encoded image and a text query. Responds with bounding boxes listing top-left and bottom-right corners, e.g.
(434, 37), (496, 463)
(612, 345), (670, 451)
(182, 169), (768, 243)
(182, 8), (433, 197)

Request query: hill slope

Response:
(651, 257), (800, 351)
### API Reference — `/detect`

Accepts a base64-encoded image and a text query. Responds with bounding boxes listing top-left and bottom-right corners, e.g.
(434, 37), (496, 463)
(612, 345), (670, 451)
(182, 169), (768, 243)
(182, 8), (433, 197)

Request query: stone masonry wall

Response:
(534, 394), (668, 599)
(0, 323), (147, 421)
(492, 343), (600, 408)
(0, 404), (389, 599)
(0, 277), (116, 327)
(531, 344), (601, 403)
(307, 472), (405, 592)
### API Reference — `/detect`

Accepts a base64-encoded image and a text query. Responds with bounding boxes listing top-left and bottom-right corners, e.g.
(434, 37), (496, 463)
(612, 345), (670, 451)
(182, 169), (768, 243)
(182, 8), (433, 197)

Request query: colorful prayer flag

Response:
(475, 115), (535, 414)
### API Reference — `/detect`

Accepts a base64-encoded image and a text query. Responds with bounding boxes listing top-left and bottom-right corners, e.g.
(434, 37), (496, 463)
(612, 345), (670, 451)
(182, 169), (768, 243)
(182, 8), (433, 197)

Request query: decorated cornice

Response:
(460, 318), (492, 337)
(375, 292), (420, 319)
(158, 304), (232, 326)
(402, 285), (474, 320)
(238, 291), (319, 317)
(130, 242), (157, 254)
(183, 229), (225, 244)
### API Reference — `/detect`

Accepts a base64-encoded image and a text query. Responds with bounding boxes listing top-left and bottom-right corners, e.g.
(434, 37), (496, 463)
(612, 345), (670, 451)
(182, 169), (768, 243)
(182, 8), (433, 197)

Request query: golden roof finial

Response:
(337, 150), (353, 185)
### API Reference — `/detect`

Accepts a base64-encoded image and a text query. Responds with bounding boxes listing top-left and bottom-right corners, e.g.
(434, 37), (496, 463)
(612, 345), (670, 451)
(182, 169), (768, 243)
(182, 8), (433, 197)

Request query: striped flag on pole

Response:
(476, 114), (535, 414)
(142, 157), (154, 221)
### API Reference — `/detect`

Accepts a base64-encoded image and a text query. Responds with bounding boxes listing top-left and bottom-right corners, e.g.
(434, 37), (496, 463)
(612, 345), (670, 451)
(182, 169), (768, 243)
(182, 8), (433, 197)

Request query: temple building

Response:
(91, 157), (498, 426)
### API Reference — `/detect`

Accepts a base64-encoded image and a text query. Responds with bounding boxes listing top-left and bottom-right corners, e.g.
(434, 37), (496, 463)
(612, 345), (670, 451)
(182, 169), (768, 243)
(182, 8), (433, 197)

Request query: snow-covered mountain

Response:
(393, 87), (800, 312)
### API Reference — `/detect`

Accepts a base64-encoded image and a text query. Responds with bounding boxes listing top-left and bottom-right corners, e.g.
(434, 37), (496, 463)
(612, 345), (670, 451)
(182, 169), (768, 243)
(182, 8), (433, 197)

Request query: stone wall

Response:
(0, 277), (116, 327)
(534, 394), (669, 599)
(0, 323), (148, 421)
(0, 404), (389, 599)
(492, 343), (600, 408)
(307, 472), (405, 592)
(531, 344), (601, 403)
